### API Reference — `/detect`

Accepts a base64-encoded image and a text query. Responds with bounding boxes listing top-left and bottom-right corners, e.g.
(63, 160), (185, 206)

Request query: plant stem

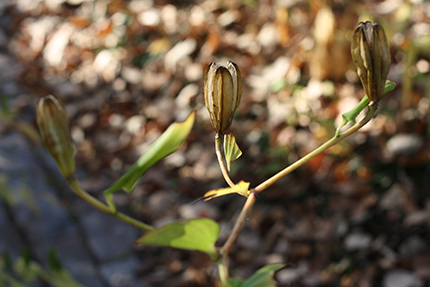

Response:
(67, 177), (154, 231)
(218, 255), (229, 287)
(215, 134), (235, 187)
(216, 106), (376, 285)
(221, 190), (257, 262)
(254, 107), (377, 194)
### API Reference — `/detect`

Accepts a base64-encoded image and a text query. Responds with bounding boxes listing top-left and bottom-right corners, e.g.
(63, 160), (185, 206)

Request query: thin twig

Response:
(67, 177), (154, 231)
(254, 107), (377, 194)
(215, 134), (235, 187)
(221, 191), (257, 259)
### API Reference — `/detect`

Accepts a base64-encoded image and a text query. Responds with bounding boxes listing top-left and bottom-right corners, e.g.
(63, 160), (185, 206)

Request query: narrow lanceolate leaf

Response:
(223, 133), (242, 172)
(136, 218), (220, 260)
(104, 111), (195, 195)
(226, 264), (284, 287)
(203, 181), (250, 201)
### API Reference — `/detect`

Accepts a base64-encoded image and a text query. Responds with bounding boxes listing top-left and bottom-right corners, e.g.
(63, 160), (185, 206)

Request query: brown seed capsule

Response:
(351, 21), (391, 108)
(36, 95), (75, 178)
(204, 61), (242, 135)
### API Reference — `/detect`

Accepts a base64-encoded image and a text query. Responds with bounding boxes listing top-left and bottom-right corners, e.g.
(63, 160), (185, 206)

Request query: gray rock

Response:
(399, 236), (428, 259)
(386, 134), (423, 156)
(76, 201), (140, 262)
(380, 184), (402, 210)
(55, 238), (105, 287)
(101, 256), (151, 287)
(344, 233), (372, 251)
(383, 270), (423, 287)
(0, 132), (106, 285)
(0, 204), (25, 258)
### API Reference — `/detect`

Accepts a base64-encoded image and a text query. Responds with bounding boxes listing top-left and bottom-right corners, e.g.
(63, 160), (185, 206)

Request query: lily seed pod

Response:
(351, 21), (391, 108)
(36, 95), (75, 179)
(204, 61), (242, 135)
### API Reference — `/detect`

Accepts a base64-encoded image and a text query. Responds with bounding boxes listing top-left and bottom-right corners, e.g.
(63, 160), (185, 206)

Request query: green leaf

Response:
(3, 252), (12, 272)
(104, 111), (195, 195)
(226, 277), (245, 287)
(136, 218), (220, 260)
(242, 263), (283, 287)
(48, 249), (62, 272)
(14, 257), (42, 283)
(383, 80), (396, 94)
(0, 273), (26, 287)
(223, 133), (242, 172)
(335, 80), (396, 136)
(43, 270), (85, 287)
(203, 181), (250, 201)
(225, 264), (284, 287)
(1, 254), (83, 287)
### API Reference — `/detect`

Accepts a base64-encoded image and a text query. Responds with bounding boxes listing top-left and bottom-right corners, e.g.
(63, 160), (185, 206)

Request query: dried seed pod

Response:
(36, 95), (75, 178)
(204, 61), (242, 135)
(351, 21), (391, 108)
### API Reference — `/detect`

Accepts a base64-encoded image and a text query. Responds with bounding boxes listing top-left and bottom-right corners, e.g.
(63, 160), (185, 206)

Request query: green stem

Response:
(215, 134), (235, 187)
(218, 255), (229, 287)
(335, 96), (370, 136)
(68, 177), (154, 231)
(254, 107), (377, 194)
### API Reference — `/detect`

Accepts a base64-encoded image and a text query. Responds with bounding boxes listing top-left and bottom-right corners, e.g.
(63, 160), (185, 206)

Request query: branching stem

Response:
(219, 190), (257, 282)
(222, 190), (257, 255)
(67, 177), (154, 231)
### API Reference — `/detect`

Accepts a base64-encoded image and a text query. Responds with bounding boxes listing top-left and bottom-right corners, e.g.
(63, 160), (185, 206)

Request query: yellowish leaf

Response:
(203, 181), (250, 201)
(223, 133), (242, 172)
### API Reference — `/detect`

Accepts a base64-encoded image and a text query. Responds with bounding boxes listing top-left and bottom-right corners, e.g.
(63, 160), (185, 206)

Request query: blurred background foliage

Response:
(1, 0), (430, 286)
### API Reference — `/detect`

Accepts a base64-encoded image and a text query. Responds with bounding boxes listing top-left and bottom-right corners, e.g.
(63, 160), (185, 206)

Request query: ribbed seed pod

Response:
(204, 61), (242, 135)
(351, 21), (391, 108)
(36, 95), (75, 178)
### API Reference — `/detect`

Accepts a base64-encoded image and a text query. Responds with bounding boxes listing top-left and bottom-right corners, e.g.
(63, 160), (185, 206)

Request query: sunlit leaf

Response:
(203, 181), (250, 201)
(104, 111), (195, 195)
(223, 133), (242, 172)
(226, 264), (284, 287)
(136, 218), (220, 260)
